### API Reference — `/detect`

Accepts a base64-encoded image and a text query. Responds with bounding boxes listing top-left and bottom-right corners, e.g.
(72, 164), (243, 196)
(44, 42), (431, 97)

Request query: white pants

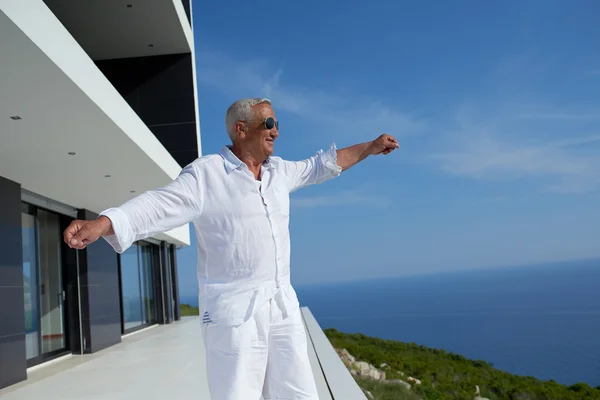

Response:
(201, 298), (319, 400)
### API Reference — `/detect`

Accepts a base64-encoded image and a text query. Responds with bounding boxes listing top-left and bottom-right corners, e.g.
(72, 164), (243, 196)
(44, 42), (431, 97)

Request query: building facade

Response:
(0, 0), (200, 390)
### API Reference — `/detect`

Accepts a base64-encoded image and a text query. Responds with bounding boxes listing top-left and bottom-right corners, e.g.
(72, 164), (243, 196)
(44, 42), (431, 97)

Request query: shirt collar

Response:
(220, 146), (274, 174)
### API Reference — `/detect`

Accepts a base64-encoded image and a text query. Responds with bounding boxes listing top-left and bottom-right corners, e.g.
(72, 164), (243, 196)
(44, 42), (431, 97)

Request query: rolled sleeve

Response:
(99, 207), (134, 254)
(97, 162), (202, 253)
(281, 142), (342, 192)
(320, 142), (343, 177)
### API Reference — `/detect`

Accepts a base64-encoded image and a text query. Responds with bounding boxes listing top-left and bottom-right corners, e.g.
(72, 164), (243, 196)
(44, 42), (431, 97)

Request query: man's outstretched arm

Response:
(336, 134), (399, 171)
(64, 163), (203, 252)
(280, 134), (399, 192)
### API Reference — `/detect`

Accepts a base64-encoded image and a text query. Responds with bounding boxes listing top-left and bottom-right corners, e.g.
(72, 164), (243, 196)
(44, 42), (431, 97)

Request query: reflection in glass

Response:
(164, 246), (173, 320)
(37, 209), (65, 353)
(121, 244), (143, 330)
(140, 243), (156, 324)
(22, 212), (40, 360)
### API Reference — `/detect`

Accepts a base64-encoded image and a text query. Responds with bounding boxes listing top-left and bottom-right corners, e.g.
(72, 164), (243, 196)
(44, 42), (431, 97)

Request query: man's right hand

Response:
(63, 216), (113, 250)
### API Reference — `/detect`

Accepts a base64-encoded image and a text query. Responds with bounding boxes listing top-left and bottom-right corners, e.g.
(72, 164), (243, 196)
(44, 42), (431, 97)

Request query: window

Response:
(119, 241), (158, 333)
(140, 242), (157, 325)
(22, 211), (40, 360)
(120, 244), (143, 331)
(21, 203), (69, 366)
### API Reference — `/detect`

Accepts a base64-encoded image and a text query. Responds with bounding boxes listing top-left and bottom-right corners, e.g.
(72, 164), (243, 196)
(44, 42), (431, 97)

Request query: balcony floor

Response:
(0, 318), (212, 399)
(0, 313), (340, 399)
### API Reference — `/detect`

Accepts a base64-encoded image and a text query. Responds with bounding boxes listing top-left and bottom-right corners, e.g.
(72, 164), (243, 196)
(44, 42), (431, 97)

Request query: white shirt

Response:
(100, 143), (342, 325)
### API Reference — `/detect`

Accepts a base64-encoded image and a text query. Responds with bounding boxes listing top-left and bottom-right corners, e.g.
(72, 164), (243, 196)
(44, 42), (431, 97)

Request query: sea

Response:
(180, 259), (600, 387)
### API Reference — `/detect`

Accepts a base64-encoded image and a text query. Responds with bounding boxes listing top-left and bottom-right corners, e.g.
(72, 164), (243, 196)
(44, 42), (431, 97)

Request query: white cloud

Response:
(195, 49), (600, 195)
(431, 111), (600, 194)
(291, 191), (391, 209)
(194, 50), (425, 140)
(514, 113), (600, 121)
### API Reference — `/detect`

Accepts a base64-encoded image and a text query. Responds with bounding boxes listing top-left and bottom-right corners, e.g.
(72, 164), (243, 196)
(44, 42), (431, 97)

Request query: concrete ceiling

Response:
(43, 0), (192, 60)
(0, 4), (190, 246)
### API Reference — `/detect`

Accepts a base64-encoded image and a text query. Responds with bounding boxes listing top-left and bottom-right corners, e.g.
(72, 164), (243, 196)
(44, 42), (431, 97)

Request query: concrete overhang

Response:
(42, 0), (193, 61)
(0, 1), (194, 246)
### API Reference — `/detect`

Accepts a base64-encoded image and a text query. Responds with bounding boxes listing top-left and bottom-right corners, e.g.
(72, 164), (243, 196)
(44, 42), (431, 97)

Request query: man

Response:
(64, 98), (399, 400)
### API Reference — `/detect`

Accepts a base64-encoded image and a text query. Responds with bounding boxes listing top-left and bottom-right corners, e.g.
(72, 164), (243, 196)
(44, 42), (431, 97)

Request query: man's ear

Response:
(234, 121), (246, 139)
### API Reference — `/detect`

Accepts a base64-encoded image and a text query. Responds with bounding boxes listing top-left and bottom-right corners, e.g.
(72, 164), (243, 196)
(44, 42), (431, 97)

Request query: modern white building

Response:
(0, 0), (200, 389)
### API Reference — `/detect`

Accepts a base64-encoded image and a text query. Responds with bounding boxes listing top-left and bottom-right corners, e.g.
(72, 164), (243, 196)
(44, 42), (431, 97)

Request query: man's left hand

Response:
(369, 134), (400, 155)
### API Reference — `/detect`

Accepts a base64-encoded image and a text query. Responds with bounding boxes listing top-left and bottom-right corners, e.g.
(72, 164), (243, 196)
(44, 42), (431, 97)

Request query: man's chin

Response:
(264, 143), (275, 155)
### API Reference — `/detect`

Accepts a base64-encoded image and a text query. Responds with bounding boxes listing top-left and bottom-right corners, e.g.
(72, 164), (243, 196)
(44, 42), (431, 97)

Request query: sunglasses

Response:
(242, 117), (279, 130)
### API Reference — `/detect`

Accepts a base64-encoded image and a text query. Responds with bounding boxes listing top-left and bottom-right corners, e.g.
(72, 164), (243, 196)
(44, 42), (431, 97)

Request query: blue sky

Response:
(178, 0), (600, 296)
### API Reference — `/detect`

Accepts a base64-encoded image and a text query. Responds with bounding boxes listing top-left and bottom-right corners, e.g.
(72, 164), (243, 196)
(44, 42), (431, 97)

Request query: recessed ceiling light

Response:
(68, 152), (76, 155)
(105, 175), (111, 178)
(10, 116), (22, 120)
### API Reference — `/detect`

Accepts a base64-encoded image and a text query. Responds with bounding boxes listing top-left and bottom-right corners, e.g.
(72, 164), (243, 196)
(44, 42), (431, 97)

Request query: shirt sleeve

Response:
(281, 143), (343, 192)
(98, 163), (203, 253)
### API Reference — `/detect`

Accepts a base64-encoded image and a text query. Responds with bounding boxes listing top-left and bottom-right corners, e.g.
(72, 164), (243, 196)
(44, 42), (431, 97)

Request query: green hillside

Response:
(180, 303), (200, 316)
(324, 328), (600, 400)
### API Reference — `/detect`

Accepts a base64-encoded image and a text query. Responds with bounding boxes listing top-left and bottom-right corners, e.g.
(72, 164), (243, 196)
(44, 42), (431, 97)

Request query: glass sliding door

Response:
(119, 241), (158, 333)
(22, 204), (70, 367)
(37, 209), (66, 354)
(120, 244), (143, 331)
(164, 245), (174, 322)
(22, 209), (40, 361)
(140, 243), (157, 325)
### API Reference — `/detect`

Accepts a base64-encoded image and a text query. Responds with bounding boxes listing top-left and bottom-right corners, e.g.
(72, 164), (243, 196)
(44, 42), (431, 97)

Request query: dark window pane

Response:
(120, 244), (143, 330)
(140, 243), (156, 324)
(22, 212), (40, 360)
(37, 209), (66, 354)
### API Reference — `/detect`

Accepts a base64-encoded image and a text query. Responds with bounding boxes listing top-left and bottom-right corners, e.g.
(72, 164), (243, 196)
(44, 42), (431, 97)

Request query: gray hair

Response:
(225, 98), (272, 142)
